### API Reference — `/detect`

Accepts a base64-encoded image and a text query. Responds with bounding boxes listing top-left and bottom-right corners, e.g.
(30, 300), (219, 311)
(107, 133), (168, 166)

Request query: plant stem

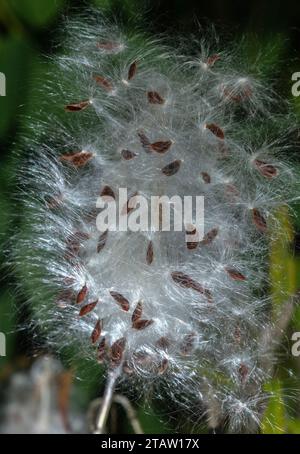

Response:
(94, 368), (121, 434)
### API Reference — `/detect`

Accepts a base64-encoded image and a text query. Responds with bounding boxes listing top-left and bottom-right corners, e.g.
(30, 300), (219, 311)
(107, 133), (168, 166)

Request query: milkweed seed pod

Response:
(15, 12), (299, 433)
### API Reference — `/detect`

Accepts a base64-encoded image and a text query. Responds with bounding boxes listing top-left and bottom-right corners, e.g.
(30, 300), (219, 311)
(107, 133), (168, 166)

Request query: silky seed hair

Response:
(14, 11), (299, 433)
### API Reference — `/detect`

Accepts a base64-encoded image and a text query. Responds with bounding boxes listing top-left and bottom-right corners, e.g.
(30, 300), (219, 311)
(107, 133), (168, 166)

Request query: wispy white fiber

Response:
(14, 11), (299, 432)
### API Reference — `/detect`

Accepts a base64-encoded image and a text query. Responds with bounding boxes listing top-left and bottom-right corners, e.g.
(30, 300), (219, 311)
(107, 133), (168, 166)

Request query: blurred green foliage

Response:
(0, 0), (299, 434)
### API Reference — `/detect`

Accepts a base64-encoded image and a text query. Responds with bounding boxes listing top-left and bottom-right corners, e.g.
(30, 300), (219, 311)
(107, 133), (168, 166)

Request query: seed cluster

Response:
(17, 13), (298, 432)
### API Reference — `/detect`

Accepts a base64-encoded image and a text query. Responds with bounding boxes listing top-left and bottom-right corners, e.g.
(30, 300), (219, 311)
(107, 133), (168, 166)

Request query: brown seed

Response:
(91, 320), (102, 344)
(254, 159), (278, 179)
(97, 230), (108, 254)
(225, 267), (246, 281)
(121, 149), (137, 160)
(79, 300), (98, 317)
(186, 241), (199, 251)
(206, 54), (221, 67)
(122, 192), (138, 215)
(157, 358), (169, 375)
(199, 228), (219, 246)
(239, 363), (249, 383)
(65, 100), (91, 112)
(132, 301), (143, 323)
(97, 42), (121, 52)
(100, 185), (115, 200)
(110, 291), (130, 312)
(151, 140), (172, 154)
(180, 333), (196, 356)
(45, 194), (63, 209)
(186, 226), (199, 250)
(205, 123), (225, 140)
(97, 338), (106, 364)
(252, 208), (267, 233)
(162, 160), (182, 176)
(94, 75), (113, 91)
(225, 184), (239, 199)
(146, 241), (154, 265)
(132, 319), (154, 330)
(204, 289), (213, 304)
(128, 61), (137, 81)
(156, 337), (170, 350)
(138, 131), (152, 152)
(76, 285), (88, 305)
(234, 326), (241, 343)
(60, 151), (94, 167)
(110, 337), (126, 368)
(201, 172), (211, 184)
(147, 91), (165, 105)
(171, 272), (204, 294)
(134, 351), (152, 366)
(55, 290), (74, 308)
(223, 85), (252, 103)
(65, 232), (89, 261)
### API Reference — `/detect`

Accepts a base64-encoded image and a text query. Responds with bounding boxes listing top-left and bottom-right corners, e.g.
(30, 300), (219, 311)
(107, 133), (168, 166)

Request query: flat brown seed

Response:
(225, 267), (246, 281)
(97, 42), (121, 51)
(171, 272), (204, 294)
(121, 149), (137, 160)
(97, 338), (106, 364)
(76, 285), (88, 305)
(128, 61), (137, 81)
(91, 320), (102, 344)
(151, 140), (172, 154)
(201, 172), (211, 184)
(199, 228), (219, 246)
(206, 123), (225, 140)
(252, 208), (267, 233)
(100, 185), (115, 200)
(110, 291), (130, 312)
(97, 230), (108, 253)
(45, 194), (63, 209)
(204, 289), (213, 304)
(65, 100), (91, 112)
(162, 160), (181, 176)
(180, 333), (196, 356)
(147, 91), (165, 105)
(138, 131), (152, 152)
(133, 319), (154, 330)
(110, 338), (126, 368)
(146, 241), (154, 265)
(132, 301), (143, 323)
(234, 326), (242, 343)
(123, 192), (138, 215)
(206, 54), (221, 66)
(186, 240), (199, 250)
(156, 337), (170, 350)
(239, 363), (249, 383)
(223, 85), (252, 103)
(94, 75), (113, 91)
(254, 159), (278, 179)
(55, 290), (74, 308)
(79, 300), (98, 317)
(157, 358), (169, 375)
(60, 151), (94, 167)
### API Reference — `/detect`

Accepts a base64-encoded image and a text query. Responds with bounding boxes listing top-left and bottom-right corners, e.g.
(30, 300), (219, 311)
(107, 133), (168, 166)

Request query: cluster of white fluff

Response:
(15, 12), (299, 433)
